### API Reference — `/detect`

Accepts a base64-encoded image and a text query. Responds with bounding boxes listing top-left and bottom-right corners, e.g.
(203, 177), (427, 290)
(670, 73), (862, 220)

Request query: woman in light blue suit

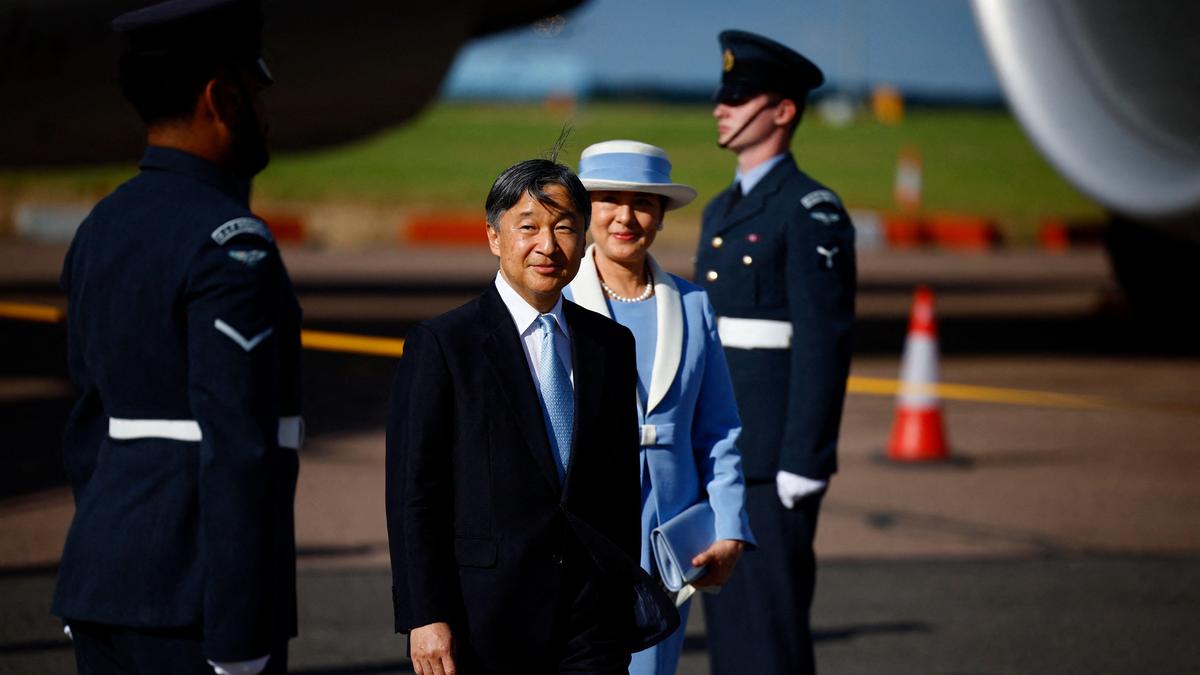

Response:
(565, 140), (755, 675)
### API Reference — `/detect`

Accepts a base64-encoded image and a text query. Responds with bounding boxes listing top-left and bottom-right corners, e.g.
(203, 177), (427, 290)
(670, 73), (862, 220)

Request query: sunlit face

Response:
(589, 190), (663, 266)
(487, 184), (584, 311)
(712, 93), (779, 151)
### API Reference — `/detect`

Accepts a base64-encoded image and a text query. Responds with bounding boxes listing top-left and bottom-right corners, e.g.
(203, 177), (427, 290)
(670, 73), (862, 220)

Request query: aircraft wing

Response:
(0, 0), (583, 167)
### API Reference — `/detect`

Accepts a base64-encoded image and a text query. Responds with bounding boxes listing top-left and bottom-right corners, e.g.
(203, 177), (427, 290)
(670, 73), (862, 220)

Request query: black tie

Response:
(724, 181), (743, 216)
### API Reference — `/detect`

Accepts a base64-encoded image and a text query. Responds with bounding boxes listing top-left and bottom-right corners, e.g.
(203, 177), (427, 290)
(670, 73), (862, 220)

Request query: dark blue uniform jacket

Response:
(695, 154), (856, 482)
(52, 147), (302, 662)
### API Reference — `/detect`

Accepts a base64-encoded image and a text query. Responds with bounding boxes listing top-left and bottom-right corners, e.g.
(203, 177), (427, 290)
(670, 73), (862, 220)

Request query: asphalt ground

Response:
(2, 242), (1199, 673)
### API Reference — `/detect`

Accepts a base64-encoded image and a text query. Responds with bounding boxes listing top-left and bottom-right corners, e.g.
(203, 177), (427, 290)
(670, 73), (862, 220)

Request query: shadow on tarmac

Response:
(680, 621), (929, 655)
(0, 638), (71, 655)
(292, 663), (413, 674)
(4, 290), (1198, 504)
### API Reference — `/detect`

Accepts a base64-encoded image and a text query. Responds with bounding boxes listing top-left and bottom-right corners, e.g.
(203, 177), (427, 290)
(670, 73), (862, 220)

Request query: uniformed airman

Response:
(52, 1), (301, 673)
(696, 29), (857, 675)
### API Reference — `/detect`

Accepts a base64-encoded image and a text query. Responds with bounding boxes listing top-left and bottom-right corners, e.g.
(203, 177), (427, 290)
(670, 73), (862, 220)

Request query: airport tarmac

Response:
(1, 242), (1198, 673)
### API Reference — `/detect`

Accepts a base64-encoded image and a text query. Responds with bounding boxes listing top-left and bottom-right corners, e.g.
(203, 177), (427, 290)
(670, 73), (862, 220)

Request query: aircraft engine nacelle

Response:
(972, 0), (1200, 315)
(972, 0), (1200, 224)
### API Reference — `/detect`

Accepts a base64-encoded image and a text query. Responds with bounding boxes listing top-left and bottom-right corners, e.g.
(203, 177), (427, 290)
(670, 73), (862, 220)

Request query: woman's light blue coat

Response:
(566, 245), (755, 675)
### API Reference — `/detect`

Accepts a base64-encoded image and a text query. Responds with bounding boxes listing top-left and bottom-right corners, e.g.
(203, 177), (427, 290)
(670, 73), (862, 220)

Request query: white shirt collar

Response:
(735, 152), (789, 195)
(494, 271), (569, 339)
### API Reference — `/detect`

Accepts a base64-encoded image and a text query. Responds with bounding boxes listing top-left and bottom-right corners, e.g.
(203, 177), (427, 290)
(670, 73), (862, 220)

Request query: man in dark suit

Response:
(387, 158), (677, 675)
(695, 30), (857, 675)
(52, 1), (299, 674)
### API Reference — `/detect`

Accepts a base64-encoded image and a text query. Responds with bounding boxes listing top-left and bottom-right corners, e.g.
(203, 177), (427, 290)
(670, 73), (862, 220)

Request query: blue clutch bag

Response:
(650, 501), (715, 592)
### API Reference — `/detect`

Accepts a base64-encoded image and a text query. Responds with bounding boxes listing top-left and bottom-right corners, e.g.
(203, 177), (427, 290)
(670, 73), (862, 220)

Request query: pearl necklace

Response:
(601, 271), (654, 303)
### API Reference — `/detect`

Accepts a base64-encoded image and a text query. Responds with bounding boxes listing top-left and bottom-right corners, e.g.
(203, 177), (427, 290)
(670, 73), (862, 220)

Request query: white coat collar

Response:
(572, 244), (682, 415)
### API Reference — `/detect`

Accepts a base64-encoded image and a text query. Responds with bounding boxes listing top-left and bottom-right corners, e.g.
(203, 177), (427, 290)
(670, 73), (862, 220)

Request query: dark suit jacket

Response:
(386, 284), (677, 670)
(52, 147), (301, 661)
(695, 154), (856, 481)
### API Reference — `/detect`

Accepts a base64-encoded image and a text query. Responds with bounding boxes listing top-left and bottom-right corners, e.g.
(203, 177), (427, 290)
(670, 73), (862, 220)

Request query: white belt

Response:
(716, 317), (793, 350)
(109, 416), (305, 450)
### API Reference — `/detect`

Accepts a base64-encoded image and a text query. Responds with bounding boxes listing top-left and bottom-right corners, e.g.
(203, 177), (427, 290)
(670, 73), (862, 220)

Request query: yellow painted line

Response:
(0, 300), (1183, 412)
(847, 376), (1111, 410)
(301, 329), (405, 358)
(0, 302), (64, 323)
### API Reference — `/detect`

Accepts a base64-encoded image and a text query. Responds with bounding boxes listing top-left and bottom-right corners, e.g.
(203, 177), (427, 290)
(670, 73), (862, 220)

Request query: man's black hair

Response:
(118, 53), (227, 126)
(485, 159), (591, 231)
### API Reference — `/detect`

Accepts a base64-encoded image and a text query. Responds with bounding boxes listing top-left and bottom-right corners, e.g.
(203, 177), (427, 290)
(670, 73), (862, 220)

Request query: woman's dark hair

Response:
(485, 159), (591, 231)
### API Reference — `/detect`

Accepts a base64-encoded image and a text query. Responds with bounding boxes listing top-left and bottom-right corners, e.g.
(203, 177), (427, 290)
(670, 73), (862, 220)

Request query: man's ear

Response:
(202, 77), (240, 131)
(486, 223), (501, 256)
(774, 98), (798, 128)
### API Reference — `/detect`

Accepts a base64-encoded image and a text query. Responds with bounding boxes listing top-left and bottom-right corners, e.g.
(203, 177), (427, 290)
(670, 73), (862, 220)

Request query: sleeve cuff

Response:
(208, 655), (271, 675)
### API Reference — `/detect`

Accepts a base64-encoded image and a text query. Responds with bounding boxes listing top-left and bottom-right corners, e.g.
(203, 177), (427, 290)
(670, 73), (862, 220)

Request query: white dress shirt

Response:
(494, 272), (574, 390)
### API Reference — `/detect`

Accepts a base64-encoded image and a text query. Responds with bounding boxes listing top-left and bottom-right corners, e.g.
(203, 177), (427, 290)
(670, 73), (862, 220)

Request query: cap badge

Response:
(723, 48), (735, 72)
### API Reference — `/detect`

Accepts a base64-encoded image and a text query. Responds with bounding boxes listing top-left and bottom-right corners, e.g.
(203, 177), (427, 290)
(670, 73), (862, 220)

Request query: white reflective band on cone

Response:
(896, 335), (940, 408)
(109, 416), (305, 449)
(716, 317), (793, 350)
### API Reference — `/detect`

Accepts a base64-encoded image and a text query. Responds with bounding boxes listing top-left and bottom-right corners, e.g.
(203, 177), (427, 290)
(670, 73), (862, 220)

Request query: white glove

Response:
(63, 625), (72, 641)
(208, 655), (270, 675)
(776, 471), (827, 509)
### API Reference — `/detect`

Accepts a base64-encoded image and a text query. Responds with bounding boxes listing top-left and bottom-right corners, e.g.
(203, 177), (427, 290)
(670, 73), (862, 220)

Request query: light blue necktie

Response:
(536, 314), (573, 482)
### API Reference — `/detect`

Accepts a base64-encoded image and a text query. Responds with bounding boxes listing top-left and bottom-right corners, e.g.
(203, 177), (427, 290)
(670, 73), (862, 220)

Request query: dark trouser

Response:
(455, 553), (630, 675)
(68, 621), (287, 675)
(704, 482), (823, 675)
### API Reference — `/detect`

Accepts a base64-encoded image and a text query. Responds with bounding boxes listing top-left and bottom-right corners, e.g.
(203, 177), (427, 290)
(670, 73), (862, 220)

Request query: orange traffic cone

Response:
(886, 285), (950, 461)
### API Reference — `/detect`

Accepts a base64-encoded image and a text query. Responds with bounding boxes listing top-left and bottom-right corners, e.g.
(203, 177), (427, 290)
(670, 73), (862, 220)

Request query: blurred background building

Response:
(444, 0), (1000, 103)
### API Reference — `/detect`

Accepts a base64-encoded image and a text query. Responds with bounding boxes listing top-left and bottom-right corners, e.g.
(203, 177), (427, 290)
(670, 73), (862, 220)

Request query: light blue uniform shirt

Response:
(735, 152), (789, 195)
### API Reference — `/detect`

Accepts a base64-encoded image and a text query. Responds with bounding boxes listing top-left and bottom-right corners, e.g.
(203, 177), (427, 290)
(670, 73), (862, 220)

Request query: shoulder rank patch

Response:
(811, 211), (842, 224)
(801, 189), (842, 210)
(211, 217), (274, 246)
(228, 249), (269, 267)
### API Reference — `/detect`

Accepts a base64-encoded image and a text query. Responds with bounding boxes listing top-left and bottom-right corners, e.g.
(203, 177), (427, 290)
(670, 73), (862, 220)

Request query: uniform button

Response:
(712, 236), (724, 249)
(706, 270), (719, 282)
(550, 552), (564, 565)
(742, 255), (753, 266)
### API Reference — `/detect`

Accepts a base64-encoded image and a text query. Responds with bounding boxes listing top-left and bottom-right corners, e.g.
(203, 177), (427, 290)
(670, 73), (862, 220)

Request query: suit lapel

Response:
(568, 246), (682, 417)
(479, 287), (563, 494)
(711, 156), (798, 236)
(563, 301), (605, 491)
(569, 246), (611, 318)
(645, 254), (681, 415)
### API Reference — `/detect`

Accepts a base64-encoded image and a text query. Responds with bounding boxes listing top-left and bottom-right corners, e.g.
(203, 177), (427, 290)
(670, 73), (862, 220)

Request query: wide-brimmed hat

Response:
(577, 140), (697, 211)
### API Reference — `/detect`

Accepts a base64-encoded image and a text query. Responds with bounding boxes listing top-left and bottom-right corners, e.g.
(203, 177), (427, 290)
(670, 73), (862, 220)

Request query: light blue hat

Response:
(577, 140), (698, 211)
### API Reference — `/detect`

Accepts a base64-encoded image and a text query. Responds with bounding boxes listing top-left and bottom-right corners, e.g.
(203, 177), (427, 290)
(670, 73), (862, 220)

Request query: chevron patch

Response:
(214, 319), (273, 352)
